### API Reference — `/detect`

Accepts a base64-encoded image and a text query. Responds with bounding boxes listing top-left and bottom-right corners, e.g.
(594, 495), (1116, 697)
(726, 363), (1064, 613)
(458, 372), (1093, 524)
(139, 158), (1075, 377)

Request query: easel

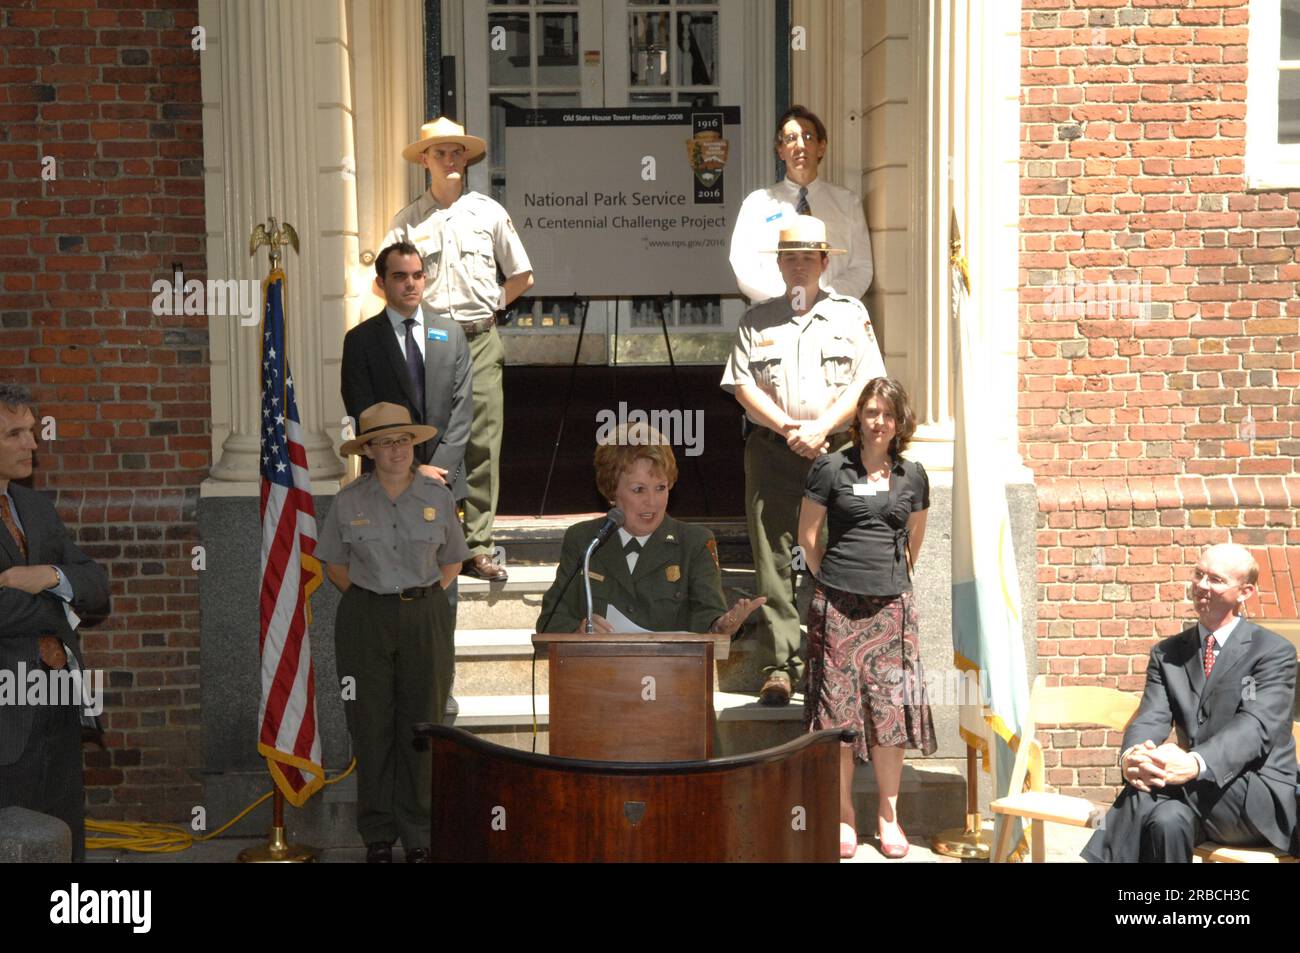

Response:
(537, 294), (712, 517)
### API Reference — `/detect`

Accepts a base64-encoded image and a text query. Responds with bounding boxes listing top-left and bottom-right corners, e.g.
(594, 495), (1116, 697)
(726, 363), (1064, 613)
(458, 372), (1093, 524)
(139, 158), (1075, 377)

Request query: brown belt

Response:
(458, 316), (496, 338)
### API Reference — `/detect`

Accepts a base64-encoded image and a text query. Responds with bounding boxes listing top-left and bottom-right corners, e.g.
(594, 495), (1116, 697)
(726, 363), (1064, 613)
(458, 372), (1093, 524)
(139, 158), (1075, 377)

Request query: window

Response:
(1245, 0), (1300, 188)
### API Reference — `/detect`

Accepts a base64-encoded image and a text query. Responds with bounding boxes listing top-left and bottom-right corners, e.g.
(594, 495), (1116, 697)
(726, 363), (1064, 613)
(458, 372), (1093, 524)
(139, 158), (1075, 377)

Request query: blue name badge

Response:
(765, 211), (784, 223)
(427, 327), (449, 343)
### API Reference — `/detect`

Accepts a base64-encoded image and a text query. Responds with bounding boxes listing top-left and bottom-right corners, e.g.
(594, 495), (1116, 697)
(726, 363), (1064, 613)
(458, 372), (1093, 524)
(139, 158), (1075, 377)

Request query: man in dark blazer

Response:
(341, 241), (473, 502)
(0, 383), (111, 861)
(341, 243), (474, 718)
(1083, 543), (1297, 863)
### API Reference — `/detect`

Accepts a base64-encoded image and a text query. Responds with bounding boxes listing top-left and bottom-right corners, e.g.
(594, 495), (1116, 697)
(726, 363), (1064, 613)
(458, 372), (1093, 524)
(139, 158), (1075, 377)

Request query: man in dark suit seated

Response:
(1083, 543), (1297, 862)
(0, 382), (111, 861)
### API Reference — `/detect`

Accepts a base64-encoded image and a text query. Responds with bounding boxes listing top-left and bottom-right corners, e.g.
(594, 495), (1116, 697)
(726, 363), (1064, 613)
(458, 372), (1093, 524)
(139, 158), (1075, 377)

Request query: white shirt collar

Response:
(387, 304), (423, 335)
(616, 527), (651, 548)
(1197, 614), (1242, 648)
(781, 175), (821, 195)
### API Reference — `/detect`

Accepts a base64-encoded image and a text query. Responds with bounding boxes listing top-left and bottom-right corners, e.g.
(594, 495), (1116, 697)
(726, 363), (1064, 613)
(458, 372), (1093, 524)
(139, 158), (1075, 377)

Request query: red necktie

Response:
(1203, 634), (1216, 678)
(0, 494), (26, 560)
(1, 495), (67, 670)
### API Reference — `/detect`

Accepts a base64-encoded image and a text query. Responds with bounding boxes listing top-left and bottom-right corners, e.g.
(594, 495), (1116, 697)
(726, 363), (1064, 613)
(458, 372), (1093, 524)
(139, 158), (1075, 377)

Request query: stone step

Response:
(850, 762), (967, 839)
(454, 629), (548, 694)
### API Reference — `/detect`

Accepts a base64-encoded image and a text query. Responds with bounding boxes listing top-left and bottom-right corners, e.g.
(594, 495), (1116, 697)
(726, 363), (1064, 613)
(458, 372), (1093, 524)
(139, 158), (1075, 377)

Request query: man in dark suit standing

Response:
(341, 243), (473, 718)
(0, 382), (111, 861)
(342, 241), (473, 502)
(1083, 543), (1297, 862)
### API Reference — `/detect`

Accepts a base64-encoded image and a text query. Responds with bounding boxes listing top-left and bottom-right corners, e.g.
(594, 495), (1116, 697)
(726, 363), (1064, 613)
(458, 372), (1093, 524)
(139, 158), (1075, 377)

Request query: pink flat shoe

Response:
(879, 825), (909, 859)
(839, 823), (858, 859)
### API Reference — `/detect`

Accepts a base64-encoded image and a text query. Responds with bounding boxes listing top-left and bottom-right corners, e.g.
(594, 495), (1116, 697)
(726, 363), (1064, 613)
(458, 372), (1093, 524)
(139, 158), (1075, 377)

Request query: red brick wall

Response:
(1020, 0), (1300, 800)
(0, 0), (206, 821)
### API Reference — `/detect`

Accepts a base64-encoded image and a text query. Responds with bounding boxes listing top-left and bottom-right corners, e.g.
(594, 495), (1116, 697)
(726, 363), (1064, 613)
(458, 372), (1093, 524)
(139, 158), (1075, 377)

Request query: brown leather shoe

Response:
(758, 672), (792, 706)
(461, 553), (508, 581)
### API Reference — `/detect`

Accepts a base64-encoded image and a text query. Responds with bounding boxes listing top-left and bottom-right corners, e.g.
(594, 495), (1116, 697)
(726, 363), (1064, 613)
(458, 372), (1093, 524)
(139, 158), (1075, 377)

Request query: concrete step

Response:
(454, 629), (548, 694)
(850, 762), (967, 839)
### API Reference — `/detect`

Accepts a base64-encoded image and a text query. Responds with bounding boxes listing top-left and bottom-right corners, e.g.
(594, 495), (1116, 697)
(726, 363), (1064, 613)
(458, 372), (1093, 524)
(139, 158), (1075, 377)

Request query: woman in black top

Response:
(798, 377), (936, 859)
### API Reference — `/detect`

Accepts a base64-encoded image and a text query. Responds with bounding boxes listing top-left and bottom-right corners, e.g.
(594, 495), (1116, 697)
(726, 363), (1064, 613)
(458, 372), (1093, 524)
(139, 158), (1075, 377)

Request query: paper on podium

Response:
(604, 604), (654, 633)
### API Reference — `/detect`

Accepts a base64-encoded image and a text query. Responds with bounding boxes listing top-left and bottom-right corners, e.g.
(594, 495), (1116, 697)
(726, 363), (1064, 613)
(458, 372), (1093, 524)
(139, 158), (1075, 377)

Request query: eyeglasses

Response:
(780, 131), (819, 146)
(372, 434), (414, 450)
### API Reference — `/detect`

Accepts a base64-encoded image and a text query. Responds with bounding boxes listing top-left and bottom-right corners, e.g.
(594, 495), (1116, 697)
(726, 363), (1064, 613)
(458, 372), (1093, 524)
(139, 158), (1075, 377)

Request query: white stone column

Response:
(960, 0), (1031, 480)
(202, 0), (365, 483)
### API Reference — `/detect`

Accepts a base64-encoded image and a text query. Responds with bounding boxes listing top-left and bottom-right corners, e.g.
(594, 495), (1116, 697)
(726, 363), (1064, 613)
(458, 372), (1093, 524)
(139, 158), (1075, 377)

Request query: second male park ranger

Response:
(383, 117), (534, 583)
(722, 217), (886, 705)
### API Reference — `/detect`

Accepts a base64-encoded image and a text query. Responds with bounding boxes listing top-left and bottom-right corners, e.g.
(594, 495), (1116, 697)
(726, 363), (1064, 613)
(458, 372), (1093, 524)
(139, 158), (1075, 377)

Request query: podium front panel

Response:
(549, 642), (713, 761)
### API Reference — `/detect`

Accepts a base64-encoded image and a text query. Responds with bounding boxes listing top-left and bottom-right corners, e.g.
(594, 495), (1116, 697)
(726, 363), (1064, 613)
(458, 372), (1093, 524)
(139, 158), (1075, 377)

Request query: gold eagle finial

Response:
(249, 217), (300, 269)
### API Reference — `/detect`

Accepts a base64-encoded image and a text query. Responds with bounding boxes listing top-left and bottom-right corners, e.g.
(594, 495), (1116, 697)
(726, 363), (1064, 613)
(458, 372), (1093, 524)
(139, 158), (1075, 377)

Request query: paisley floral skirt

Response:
(804, 583), (937, 764)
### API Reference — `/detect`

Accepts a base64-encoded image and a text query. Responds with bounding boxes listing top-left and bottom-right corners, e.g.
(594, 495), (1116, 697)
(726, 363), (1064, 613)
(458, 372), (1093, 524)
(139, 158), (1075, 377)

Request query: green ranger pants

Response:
(743, 428), (846, 686)
(335, 585), (453, 850)
(463, 325), (504, 556)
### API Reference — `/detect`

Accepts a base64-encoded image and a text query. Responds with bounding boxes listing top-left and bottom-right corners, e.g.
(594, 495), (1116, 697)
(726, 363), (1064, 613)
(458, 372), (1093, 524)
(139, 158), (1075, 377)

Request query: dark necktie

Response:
(796, 186), (811, 216)
(403, 318), (426, 414)
(623, 537), (642, 572)
(1203, 634), (1216, 678)
(1, 495), (67, 669)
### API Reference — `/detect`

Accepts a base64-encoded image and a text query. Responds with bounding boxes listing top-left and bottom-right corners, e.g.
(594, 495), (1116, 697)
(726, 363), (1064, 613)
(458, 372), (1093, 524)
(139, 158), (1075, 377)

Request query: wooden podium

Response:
(532, 631), (729, 762)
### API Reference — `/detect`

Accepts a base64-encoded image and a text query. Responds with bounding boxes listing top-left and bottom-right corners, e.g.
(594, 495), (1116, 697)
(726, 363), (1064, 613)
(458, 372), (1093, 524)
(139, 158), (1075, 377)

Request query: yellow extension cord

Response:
(85, 759), (357, 854)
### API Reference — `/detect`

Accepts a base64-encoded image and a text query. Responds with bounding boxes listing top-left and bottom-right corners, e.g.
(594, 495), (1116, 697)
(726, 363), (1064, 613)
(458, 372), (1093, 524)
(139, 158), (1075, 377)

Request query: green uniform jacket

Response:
(538, 515), (727, 634)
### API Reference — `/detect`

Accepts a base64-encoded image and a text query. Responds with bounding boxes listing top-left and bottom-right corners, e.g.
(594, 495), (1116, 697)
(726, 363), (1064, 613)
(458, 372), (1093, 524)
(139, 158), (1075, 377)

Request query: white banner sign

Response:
(504, 107), (742, 297)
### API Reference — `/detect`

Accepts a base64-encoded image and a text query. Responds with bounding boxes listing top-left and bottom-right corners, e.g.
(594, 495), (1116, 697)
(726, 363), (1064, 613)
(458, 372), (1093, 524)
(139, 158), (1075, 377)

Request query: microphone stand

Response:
(582, 536), (602, 634)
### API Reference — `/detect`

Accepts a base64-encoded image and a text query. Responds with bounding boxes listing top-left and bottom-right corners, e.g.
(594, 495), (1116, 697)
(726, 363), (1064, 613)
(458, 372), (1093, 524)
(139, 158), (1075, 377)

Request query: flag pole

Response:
(932, 743), (991, 860)
(931, 215), (991, 861)
(237, 787), (320, 863)
(237, 217), (320, 864)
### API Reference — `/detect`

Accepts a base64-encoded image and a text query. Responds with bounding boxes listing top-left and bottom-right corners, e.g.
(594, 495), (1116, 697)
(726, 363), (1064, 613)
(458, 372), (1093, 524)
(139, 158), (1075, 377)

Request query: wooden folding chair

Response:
(990, 675), (1140, 863)
(1193, 720), (1300, 864)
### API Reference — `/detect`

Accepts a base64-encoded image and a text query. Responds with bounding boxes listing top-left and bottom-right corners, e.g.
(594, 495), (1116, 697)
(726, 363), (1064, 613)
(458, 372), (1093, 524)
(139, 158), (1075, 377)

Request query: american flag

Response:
(257, 269), (325, 806)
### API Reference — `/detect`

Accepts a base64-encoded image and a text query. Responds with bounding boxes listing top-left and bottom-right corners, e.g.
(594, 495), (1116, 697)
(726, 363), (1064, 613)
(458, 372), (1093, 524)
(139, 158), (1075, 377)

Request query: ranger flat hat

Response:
(401, 116), (488, 164)
(767, 214), (846, 255)
(340, 402), (438, 456)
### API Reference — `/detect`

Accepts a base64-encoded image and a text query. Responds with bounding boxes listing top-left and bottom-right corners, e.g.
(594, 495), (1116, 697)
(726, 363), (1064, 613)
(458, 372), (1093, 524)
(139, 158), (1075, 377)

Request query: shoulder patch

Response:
(705, 537), (720, 571)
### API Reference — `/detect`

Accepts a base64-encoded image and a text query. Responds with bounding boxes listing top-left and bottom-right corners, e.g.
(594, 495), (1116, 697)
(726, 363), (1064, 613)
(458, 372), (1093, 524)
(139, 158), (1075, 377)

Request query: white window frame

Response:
(1245, 0), (1300, 190)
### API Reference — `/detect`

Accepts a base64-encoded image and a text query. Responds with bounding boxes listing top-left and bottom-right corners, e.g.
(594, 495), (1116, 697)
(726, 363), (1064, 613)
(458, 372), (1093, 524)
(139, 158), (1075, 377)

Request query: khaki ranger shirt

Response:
(316, 472), (471, 595)
(720, 290), (886, 424)
(383, 190), (532, 325)
(538, 515), (726, 634)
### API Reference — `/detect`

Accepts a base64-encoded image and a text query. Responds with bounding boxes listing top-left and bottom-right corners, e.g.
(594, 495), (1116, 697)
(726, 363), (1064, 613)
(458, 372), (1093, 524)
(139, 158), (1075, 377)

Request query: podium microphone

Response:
(584, 507), (624, 633)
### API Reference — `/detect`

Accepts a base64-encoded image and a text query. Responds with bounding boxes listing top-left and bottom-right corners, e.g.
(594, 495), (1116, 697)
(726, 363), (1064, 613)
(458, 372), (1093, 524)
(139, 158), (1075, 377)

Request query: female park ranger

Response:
(316, 402), (470, 863)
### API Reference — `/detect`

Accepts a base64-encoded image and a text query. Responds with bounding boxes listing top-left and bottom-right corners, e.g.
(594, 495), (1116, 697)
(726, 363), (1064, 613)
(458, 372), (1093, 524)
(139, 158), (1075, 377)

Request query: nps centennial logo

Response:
(686, 112), (729, 204)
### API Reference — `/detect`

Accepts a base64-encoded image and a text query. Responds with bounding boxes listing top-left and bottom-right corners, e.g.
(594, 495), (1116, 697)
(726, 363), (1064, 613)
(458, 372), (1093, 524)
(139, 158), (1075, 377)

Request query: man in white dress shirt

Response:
(729, 106), (874, 305)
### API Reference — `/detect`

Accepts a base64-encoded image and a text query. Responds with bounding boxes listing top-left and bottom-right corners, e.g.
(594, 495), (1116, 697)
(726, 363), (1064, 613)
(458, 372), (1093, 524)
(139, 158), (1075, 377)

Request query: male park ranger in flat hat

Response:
(721, 216), (886, 705)
(382, 117), (534, 583)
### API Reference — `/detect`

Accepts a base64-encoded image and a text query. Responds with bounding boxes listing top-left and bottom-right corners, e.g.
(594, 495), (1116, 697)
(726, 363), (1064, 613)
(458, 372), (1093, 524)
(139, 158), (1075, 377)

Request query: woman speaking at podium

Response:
(538, 424), (763, 637)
